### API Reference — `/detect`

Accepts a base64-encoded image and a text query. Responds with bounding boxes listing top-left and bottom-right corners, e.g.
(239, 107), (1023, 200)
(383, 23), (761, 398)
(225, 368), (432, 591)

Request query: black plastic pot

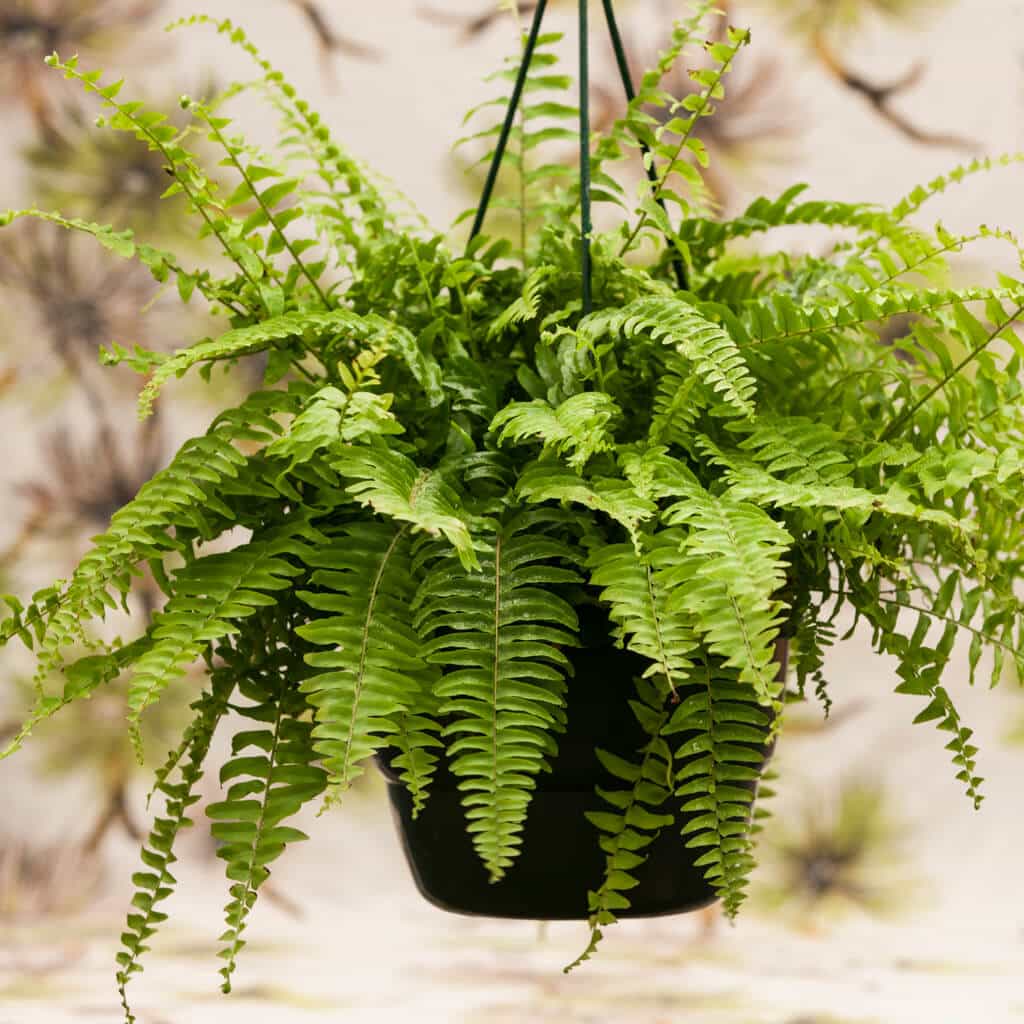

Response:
(377, 606), (778, 920)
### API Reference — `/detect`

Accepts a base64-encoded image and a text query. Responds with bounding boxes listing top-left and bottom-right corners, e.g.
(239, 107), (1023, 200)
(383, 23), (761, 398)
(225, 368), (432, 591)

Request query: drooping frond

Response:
(297, 523), (432, 801)
(209, 658), (327, 993)
(389, 687), (444, 819)
(414, 510), (581, 880)
(117, 683), (229, 1022)
(566, 678), (674, 971)
(847, 573), (985, 807)
(580, 297), (757, 418)
(662, 491), (791, 703)
(3, 431), (247, 684)
(491, 392), (620, 470)
(665, 661), (772, 916)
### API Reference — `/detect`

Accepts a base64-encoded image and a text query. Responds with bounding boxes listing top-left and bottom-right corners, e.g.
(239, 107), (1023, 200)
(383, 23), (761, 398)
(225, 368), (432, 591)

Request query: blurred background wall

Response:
(1, 2), (1023, 1022)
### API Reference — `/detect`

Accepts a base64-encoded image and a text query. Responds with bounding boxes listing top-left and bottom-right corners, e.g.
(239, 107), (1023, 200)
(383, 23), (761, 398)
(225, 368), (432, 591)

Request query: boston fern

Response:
(1, 8), (1023, 1015)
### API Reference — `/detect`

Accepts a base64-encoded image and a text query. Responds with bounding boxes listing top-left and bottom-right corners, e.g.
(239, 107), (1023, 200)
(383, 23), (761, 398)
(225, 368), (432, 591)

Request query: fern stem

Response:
(879, 301), (1024, 442)
(600, 0), (686, 291)
(618, 35), (744, 259)
(198, 109), (331, 308)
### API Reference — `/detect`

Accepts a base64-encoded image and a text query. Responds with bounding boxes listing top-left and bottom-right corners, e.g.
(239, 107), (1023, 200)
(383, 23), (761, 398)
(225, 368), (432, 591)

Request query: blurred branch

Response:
(288, 0), (380, 76)
(811, 31), (976, 150)
(418, 2), (530, 40)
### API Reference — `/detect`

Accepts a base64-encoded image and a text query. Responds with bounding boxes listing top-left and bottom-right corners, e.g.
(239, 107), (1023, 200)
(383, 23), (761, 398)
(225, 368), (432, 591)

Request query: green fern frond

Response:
(296, 523), (431, 801)
(168, 16), (400, 264)
(662, 492), (790, 703)
(210, 675), (327, 993)
(13, 432), (248, 685)
(125, 529), (310, 760)
(0, 638), (149, 760)
(389, 690), (444, 818)
(265, 385), (403, 472)
(648, 353), (711, 447)
(458, 30), (576, 253)
(619, 24), (751, 251)
(849, 579), (984, 807)
(139, 308), (443, 418)
(488, 265), (555, 339)
(332, 448), (478, 570)
(492, 392), (620, 470)
(516, 461), (657, 539)
(566, 678), (675, 971)
(665, 661), (772, 916)
(0, 207), (242, 315)
(414, 510), (581, 880)
(581, 297), (757, 418)
(588, 535), (697, 698)
(890, 153), (1024, 224)
(43, 53), (272, 312)
(117, 683), (229, 1023)
(675, 184), (890, 261)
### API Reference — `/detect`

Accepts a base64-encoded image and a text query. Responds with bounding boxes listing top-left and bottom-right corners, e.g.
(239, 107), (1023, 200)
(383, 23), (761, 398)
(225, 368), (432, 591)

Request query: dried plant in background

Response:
(286, 0), (379, 80)
(1, 668), (191, 855)
(418, 0), (536, 40)
(1, 416), (166, 574)
(0, 838), (103, 919)
(0, 0), (163, 139)
(0, 221), (162, 415)
(759, 0), (973, 149)
(754, 779), (914, 928)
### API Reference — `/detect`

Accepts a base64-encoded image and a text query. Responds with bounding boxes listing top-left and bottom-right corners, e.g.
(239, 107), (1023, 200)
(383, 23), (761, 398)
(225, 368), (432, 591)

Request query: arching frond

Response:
(579, 297), (757, 418)
(332, 448), (477, 569)
(297, 523), (431, 801)
(492, 392), (620, 470)
(414, 511), (581, 880)
(662, 492), (791, 703)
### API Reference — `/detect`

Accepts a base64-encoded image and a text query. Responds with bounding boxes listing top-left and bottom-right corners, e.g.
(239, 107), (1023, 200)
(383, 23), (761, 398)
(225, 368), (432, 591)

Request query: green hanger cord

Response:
(578, 0), (593, 314)
(467, 0), (688, 307)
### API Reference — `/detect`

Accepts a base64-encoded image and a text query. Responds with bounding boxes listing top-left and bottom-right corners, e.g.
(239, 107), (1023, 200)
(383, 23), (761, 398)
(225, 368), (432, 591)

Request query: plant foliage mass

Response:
(1, 9), (1023, 1013)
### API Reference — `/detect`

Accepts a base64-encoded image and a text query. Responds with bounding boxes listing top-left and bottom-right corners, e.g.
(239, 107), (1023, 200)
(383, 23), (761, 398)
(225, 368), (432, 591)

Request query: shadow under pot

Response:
(376, 605), (782, 920)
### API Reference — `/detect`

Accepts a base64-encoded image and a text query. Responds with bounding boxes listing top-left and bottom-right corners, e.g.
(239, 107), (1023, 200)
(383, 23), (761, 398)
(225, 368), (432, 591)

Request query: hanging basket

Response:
(377, 604), (782, 920)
